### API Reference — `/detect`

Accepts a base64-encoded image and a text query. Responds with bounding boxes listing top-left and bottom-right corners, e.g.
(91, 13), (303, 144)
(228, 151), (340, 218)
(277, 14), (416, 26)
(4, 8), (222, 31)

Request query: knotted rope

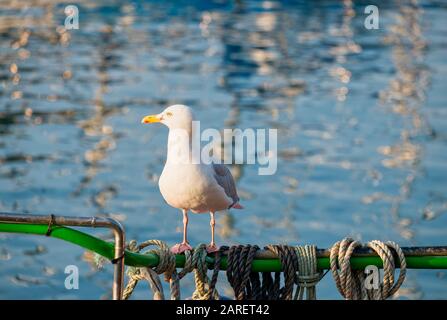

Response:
(330, 237), (407, 300)
(190, 244), (220, 300)
(118, 238), (406, 300)
(225, 245), (260, 300)
(123, 240), (220, 300)
(224, 244), (323, 300)
(294, 245), (324, 300)
(122, 240), (177, 300)
(265, 245), (298, 300)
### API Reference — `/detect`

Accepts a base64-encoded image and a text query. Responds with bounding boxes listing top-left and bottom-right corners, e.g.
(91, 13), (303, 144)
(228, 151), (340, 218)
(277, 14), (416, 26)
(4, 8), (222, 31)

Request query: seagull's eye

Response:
(166, 112), (173, 117)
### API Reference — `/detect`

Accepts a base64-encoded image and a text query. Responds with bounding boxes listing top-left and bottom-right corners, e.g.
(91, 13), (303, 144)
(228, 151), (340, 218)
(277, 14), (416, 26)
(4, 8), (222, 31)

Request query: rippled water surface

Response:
(1, 0), (447, 299)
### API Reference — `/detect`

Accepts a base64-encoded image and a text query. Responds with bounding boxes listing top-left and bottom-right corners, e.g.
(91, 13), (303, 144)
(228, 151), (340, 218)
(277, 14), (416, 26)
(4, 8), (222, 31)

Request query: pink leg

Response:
(206, 212), (218, 253)
(171, 209), (193, 254)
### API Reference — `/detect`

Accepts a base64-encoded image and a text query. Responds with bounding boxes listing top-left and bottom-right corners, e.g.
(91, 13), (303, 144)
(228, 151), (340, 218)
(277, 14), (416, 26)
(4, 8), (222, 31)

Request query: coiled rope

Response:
(222, 244), (323, 300)
(122, 240), (176, 300)
(225, 245), (261, 300)
(190, 244), (220, 300)
(329, 237), (407, 300)
(123, 240), (220, 300)
(120, 238), (406, 300)
(295, 245), (323, 300)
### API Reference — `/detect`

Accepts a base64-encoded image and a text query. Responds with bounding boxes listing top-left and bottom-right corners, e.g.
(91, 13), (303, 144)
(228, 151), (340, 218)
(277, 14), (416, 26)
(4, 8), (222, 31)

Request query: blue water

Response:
(0, 0), (446, 299)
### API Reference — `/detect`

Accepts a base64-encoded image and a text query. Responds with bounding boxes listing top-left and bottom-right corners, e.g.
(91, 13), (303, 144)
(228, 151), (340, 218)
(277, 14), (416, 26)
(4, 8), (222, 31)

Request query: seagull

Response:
(141, 104), (243, 253)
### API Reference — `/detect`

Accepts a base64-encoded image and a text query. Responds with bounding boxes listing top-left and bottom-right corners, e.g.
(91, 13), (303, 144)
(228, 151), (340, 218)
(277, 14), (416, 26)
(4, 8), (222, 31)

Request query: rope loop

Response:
(294, 245), (323, 300)
(45, 214), (56, 236)
(226, 244), (260, 300)
(123, 239), (178, 300)
(120, 237), (406, 301)
(191, 243), (220, 300)
(265, 244), (298, 300)
(329, 237), (407, 300)
(122, 240), (221, 300)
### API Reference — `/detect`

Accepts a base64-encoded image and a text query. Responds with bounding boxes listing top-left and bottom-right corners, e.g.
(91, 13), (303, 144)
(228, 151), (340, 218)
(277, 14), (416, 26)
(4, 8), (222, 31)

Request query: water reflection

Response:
(378, 0), (432, 241)
(328, 0), (361, 102)
(73, 25), (121, 212)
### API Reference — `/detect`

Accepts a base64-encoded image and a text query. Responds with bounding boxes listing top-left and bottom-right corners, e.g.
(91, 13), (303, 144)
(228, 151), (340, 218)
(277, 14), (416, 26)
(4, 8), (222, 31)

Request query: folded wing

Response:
(212, 163), (240, 208)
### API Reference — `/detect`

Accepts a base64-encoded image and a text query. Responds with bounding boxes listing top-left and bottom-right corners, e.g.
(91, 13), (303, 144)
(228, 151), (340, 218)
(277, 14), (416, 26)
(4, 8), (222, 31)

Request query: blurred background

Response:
(0, 0), (446, 299)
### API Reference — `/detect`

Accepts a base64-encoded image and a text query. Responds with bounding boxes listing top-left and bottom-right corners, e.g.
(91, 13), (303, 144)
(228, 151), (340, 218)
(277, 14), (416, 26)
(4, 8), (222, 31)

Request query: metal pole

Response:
(0, 212), (125, 300)
(2, 213), (447, 274)
(245, 246), (447, 259)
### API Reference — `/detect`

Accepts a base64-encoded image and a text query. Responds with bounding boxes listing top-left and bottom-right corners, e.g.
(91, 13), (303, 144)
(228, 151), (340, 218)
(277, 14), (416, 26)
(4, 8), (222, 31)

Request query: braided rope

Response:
(121, 238), (406, 301)
(191, 244), (220, 300)
(122, 240), (222, 300)
(225, 244), (324, 300)
(206, 246), (226, 300)
(294, 245), (323, 300)
(265, 245), (298, 300)
(329, 237), (407, 300)
(226, 245), (259, 300)
(123, 239), (177, 300)
(385, 241), (407, 296)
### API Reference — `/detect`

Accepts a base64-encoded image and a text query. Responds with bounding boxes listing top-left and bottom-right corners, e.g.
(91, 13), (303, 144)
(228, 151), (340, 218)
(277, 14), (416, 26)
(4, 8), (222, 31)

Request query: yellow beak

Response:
(141, 114), (161, 124)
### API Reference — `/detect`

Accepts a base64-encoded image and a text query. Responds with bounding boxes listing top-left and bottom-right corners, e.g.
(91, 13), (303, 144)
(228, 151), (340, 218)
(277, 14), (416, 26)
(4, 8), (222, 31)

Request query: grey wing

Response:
(212, 163), (240, 207)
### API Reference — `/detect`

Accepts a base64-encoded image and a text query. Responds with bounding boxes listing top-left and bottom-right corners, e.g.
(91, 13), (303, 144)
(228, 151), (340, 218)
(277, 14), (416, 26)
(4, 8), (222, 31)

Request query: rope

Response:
(226, 245), (259, 300)
(45, 214), (55, 236)
(119, 237), (406, 300)
(224, 244), (323, 300)
(330, 237), (363, 299)
(294, 245), (323, 300)
(329, 237), (407, 300)
(122, 240), (220, 300)
(123, 239), (176, 300)
(191, 244), (220, 300)
(207, 246), (226, 299)
(265, 245), (298, 300)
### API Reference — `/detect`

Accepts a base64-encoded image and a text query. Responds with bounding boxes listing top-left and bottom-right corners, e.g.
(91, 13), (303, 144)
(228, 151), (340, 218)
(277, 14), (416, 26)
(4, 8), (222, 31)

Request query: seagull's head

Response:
(141, 104), (194, 130)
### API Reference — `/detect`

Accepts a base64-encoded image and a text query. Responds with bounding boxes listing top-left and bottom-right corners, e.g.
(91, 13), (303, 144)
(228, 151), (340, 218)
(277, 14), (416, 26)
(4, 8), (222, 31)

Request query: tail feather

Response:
(232, 202), (244, 209)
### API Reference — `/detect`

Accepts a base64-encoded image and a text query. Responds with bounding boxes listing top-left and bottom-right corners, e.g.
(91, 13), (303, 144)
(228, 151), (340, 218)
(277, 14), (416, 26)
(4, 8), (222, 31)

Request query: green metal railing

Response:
(2, 221), (447, 272)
